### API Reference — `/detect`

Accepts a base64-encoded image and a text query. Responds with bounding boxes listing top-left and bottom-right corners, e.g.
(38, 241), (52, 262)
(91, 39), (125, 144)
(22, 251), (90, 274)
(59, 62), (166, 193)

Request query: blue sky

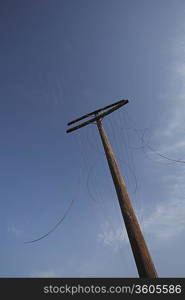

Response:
(0, 0), (185, 277)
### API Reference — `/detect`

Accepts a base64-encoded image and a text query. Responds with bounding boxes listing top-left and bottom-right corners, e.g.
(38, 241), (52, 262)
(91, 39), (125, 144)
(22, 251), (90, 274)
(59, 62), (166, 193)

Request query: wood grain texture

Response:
(96, 118), (158, 278)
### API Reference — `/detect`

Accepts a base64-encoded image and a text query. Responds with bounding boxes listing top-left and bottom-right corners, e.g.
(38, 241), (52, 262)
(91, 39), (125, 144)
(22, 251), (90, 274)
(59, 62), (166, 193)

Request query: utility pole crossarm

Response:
(67, 99), (128, 126)
(66, 99), (128, 133)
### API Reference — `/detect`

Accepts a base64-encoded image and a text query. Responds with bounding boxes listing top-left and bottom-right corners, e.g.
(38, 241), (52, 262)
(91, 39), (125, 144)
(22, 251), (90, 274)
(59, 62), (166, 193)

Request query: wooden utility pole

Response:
(66, 99), (158, 278)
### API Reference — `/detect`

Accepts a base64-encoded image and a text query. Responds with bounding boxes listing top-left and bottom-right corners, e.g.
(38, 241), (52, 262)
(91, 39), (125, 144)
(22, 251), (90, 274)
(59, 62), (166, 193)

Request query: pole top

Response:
(66, 99), (129, 133)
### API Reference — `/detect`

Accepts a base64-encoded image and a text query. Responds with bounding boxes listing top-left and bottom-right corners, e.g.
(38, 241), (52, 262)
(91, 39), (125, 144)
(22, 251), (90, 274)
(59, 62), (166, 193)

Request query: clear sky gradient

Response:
(0, 0), (185, 277)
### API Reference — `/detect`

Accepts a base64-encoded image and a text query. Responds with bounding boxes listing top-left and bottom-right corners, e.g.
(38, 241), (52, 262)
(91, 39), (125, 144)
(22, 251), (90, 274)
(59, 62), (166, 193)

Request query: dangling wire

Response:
(140, 129), (185, 165)
(24, 195), (76, 243)
(24, 133), (83, 244)
(122, 110), (185, 165)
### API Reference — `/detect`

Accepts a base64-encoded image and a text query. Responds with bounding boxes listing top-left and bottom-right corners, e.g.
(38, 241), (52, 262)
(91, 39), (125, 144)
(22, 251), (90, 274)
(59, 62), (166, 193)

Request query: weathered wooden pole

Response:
(67, 99), (158, 278)
(95, 115), (157, 278)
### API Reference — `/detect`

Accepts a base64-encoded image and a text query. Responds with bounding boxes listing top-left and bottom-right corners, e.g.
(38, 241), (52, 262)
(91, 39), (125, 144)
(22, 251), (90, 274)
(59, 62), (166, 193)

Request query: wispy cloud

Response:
(154, 38), (185, 152)
(98, 190), (185, 250)
(30, 269), (63, 278)
(97, 221), (128, 252)
(143, 197), (185, 240)
(8, 224), (23, 238)
(141, 36), (185, 241)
